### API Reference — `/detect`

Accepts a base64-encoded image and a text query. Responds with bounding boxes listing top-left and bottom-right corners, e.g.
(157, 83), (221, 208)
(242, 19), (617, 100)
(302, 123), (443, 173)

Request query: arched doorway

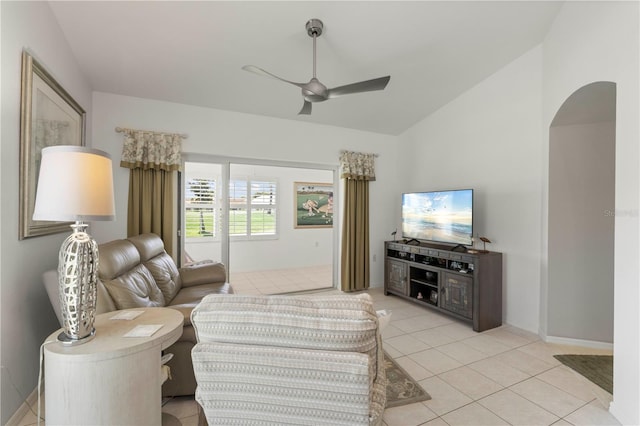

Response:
(547, 81), (616, 345)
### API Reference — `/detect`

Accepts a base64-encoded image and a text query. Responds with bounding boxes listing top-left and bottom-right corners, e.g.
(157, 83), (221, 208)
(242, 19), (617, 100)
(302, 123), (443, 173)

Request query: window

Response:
(185, 178), (217, 239)
(229, 178), (277, 239)
(184, 170), (278, 241)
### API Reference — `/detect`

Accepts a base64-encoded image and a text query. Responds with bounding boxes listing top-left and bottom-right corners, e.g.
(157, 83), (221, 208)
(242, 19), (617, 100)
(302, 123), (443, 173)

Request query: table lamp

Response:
(33, 146), (115, 345)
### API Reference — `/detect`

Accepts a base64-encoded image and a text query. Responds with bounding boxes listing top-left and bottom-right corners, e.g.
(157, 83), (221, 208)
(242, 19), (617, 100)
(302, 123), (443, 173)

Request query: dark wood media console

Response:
(384, 240), (503, 332)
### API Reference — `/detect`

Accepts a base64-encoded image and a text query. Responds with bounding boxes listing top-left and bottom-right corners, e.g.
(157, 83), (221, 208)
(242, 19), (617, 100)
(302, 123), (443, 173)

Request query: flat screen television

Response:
(402, 189), (473, 246)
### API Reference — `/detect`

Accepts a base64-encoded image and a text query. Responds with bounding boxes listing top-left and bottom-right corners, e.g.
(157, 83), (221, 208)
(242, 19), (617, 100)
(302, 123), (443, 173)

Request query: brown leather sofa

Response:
(96, 233), (233, 397)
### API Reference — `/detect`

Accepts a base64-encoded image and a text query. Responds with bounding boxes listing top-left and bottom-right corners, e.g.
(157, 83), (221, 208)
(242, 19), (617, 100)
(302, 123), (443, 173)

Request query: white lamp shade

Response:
(33, 146), (116, 222)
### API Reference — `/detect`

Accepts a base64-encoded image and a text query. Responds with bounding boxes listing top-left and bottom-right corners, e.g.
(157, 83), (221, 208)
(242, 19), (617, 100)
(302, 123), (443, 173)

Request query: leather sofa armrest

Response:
(179, 261), (227, 288)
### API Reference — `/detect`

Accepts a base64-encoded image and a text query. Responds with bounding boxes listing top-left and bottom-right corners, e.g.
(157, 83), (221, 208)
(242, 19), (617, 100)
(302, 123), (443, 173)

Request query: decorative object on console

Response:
(33, 146), (115, 345)
(479, 236), (492, 253)
(242, 19), (390, 115)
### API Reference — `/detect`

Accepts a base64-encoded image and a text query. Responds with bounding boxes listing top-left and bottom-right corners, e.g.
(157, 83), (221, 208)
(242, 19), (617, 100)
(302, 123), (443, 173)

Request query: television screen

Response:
(402, 189), (473, 246)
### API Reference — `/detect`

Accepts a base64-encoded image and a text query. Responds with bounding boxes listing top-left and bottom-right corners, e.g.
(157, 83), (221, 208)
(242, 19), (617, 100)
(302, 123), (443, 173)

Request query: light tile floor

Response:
(17, 287), (618, 426)
(229, 264), (333, 295)
(371, 287), (616, 426)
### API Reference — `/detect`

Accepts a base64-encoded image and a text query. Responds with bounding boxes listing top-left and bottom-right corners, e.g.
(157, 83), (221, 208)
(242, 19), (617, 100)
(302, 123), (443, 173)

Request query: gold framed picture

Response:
(19, 50), (86, 239)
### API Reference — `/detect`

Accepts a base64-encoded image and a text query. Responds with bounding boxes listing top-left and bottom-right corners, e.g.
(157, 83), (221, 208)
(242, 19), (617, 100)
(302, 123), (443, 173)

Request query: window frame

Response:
(184, 176), (221, 242)
(228, 175), (279, 241)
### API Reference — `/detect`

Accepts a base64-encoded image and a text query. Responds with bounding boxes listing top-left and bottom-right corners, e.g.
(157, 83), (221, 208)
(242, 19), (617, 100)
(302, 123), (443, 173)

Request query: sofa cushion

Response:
(143, 252), (182, 303)
(98, 239), (141, 280)
(127, 233), (166, 261)
(127, 233), (183, 303)
(193, 293), (378, 349)
(101, 264), (166, 310)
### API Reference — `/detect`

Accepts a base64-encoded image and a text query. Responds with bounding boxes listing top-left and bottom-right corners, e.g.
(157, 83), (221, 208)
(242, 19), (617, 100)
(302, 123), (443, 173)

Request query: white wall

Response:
(229, 165), (334, 272)
(398, 46), (544, 333)
(548, 121), (615, 344)
(541, 2), (639, 423)
(0, 2), (93, 423)
(90, 92), (399, 287)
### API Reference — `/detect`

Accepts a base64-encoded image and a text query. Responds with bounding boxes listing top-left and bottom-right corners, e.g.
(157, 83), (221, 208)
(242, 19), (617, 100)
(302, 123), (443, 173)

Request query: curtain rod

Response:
(115, 126), (188, 139)
(340, 150), (379, 158)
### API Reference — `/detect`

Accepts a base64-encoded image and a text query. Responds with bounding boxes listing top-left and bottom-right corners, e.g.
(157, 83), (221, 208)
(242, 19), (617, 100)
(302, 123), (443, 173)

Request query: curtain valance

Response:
(339, 151), (376, 181)
(119, 129), (183, 171)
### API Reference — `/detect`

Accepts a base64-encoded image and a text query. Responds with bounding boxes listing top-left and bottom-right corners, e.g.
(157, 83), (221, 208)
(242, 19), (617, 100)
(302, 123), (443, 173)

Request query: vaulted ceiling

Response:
(49, 1), (563, 135)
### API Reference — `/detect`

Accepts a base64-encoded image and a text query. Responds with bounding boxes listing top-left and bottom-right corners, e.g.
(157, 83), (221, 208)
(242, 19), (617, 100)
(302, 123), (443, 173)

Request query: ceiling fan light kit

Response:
(243, 19), (391, 115)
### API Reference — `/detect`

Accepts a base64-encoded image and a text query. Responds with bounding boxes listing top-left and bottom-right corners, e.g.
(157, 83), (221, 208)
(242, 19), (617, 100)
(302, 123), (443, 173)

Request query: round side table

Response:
(44, 307), (183, 425)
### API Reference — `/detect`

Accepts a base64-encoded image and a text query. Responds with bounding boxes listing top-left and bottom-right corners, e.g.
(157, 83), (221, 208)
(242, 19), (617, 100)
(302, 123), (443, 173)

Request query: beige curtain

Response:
(119, 130), (183, 258)
(340, 151), (376, 292)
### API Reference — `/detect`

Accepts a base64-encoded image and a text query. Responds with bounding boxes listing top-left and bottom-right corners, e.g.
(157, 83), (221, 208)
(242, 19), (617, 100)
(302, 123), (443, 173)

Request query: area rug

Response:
(554, 354), (613, 394)
(384, 352), (431, 408)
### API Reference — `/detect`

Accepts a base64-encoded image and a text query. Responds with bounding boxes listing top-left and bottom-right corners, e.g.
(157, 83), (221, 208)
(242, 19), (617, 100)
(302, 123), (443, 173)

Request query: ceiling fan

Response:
(242, 19), (391, 115)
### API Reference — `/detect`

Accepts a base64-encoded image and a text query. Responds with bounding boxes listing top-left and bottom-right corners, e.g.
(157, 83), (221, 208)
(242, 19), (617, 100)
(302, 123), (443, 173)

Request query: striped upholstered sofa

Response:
(191, 293), (387, 425)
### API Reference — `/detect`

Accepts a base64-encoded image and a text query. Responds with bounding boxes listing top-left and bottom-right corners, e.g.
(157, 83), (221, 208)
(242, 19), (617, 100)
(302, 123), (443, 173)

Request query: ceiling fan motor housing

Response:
(306, 19), (323, 37)
(302, 78), (328, 102)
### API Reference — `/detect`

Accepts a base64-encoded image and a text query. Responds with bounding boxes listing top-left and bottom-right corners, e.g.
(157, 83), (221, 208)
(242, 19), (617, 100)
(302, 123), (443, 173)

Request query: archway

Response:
(547, 81), (616, 345)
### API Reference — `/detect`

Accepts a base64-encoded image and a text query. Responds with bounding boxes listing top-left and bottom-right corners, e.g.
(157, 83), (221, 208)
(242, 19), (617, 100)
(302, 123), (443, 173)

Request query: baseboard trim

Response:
(544, 335), (613, 350)
(608, 401), (634, 426)
(6, 387), (39, 426)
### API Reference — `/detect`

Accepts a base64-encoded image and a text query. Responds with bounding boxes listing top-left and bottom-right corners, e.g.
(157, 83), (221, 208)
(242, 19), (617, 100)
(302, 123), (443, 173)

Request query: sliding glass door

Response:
(180, 161), (227, 267)
(180, 157), (337, 295)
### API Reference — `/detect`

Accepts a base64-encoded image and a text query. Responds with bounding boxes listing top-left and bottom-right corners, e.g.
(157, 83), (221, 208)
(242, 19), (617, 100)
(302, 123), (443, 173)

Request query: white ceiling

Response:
(49, 1), (563, 135)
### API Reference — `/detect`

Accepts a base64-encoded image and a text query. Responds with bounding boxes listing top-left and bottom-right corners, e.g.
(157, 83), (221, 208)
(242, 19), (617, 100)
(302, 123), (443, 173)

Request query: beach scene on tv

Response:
(402, 190), (473, 245)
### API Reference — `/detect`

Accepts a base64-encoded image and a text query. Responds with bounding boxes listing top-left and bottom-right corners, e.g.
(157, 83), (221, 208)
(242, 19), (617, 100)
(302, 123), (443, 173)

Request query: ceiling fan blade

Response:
(327, 76), (391, 99)
(298, 100), (312, 115)
(242, 65), (305, 89)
